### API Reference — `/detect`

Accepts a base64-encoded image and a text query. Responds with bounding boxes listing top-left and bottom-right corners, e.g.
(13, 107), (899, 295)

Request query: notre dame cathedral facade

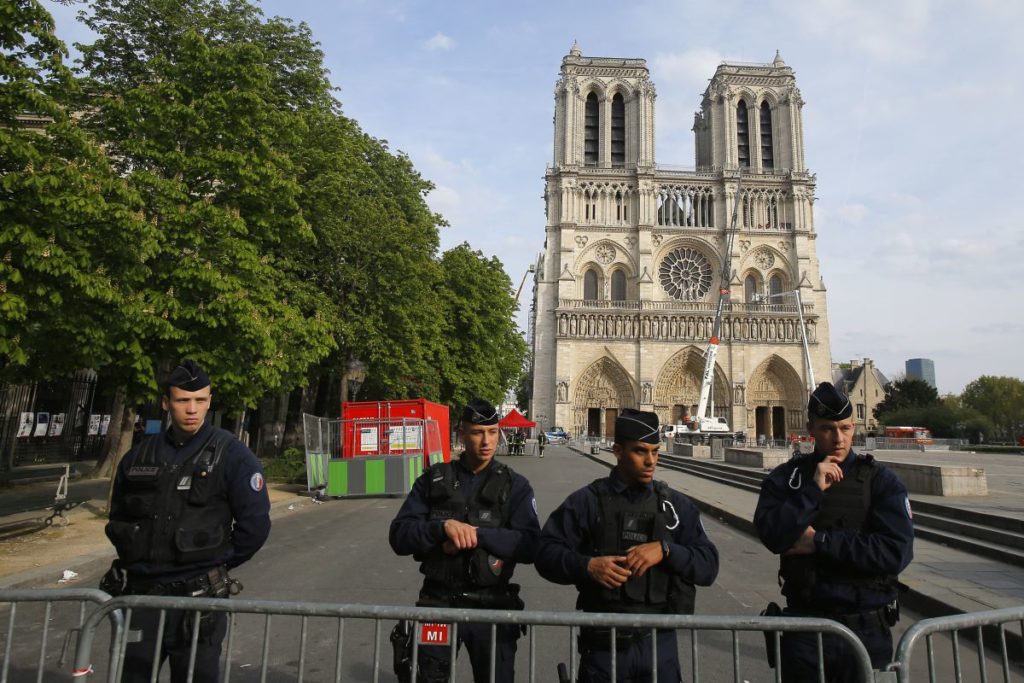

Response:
(529, 45), (832, 441)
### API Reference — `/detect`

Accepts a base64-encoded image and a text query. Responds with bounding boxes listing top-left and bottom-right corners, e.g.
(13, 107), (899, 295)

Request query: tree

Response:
(881, 401), (993, 442)
(74, 0), (337, 411)
(873, 378), (939, 421)
(961, 376), (1024, 441)
(0, 0), (158, 394)
(436, 243), (527, 411)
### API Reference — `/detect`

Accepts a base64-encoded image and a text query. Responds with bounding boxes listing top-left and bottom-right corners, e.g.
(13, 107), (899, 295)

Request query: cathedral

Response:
(529, 44), (833, 441)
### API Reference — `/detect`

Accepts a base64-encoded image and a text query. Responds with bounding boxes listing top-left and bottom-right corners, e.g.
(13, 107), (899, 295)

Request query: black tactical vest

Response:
(418, 461), (514, 593)
(578, 478), (696, 615)
(105, 429), (233, 571)
(780, 454), (894, 602)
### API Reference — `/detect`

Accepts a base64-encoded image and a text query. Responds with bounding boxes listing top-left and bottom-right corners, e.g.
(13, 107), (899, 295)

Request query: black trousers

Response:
(120, 603), (228, 683)
(779, 619), (892, 683)
(414, 621), (520, 683)
(578, 629), (681, 683)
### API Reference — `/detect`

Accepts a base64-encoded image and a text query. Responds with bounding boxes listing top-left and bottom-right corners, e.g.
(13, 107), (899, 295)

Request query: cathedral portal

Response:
(572, 357), (636, 439)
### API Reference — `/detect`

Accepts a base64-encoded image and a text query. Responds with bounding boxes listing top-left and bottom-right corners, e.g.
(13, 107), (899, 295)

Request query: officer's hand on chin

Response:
(814, 457), (843, 491)
(623, 542), (664, 577)
(587, 555), (632, 589)
(443, 519), (478, 550)
(782, 527), (816, 556)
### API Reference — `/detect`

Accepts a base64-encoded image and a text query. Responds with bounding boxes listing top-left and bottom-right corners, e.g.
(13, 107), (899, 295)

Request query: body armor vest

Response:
(418, 461), (514, 594)
(780, 454), (895, 603)
(578, 478), (696, 615)
(105, 429), (232, 571)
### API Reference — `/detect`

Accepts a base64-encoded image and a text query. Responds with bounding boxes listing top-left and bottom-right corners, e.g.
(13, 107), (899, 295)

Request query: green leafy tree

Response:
(873, 377), (939, 421)
(287, 108), (447, 408)
(437, 243), (527, 410)
(961, 376), (1024, 441)
(75, 0), (337, 411)
(0, 0), (160, 393)
(881, 401), (993, 442)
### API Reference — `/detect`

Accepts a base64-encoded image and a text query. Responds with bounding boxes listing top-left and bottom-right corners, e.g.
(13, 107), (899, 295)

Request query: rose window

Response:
(659, 248), (712, 300)
(595, 244), (616, 264)
(754, 249), (775, 270)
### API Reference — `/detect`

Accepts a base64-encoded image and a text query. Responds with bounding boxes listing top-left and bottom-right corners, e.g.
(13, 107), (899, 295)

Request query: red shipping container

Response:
(340, 399), (451, 467)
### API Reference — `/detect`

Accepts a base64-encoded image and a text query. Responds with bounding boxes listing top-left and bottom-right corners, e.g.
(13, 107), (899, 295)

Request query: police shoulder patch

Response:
(250, 472), (265, 492)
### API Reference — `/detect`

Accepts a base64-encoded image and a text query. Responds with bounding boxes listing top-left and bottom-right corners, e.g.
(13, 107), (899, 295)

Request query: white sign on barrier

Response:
(360, 427), (378, 451)
(388, 425), (422, 451)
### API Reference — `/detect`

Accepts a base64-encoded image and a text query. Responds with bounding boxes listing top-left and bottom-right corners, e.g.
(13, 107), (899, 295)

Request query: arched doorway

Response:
(747, 355), (805, 441)
(653, 346), (730, 427)
(572, 357), (636, 439)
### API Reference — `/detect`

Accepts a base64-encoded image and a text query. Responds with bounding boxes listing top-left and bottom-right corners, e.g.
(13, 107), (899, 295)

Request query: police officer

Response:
(103, 361), (271, 683)
(536, 409), (719, 682)
(753, 382), (914, 682)
(389, 398), (541, 683)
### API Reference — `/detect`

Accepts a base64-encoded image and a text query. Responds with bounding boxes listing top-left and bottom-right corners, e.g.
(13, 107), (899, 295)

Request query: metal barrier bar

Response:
(0, 589), (121, 681)
(890, 605), (1024, 683)
(70, 595), (877, 682)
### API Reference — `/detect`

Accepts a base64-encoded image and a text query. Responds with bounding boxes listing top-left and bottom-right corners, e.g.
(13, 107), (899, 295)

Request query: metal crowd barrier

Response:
(0, 589), (122, 683)
(68, 595), (878, 683)
(887, 605), (1024, 683)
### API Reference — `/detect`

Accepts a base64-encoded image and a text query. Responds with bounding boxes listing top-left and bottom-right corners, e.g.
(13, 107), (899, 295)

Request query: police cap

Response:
(808, 381), (853, 420)
(166, 360), (211, 393)
(461, 398), (499, 426)
(615, 408), (661, 444)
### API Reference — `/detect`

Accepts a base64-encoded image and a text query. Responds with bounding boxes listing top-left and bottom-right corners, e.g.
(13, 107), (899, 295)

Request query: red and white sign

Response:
(418, 623), (450, 646)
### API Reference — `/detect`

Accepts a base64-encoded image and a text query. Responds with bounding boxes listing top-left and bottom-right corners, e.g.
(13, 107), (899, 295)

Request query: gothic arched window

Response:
(584, 269), (599, 300)
(760, 101), (774, 169)
(611, 93), (625, 168)
(745, 274), (759, 302)
(585, 93), (599, 167)
(611, 270), (627, 300)
(736, 101), (750, 168)
(769, 273), (783, 298)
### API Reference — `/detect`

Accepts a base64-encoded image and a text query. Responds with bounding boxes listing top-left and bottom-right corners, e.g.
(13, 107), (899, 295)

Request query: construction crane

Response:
(514, 263), (536, 301)
(685, 170), (743, 441)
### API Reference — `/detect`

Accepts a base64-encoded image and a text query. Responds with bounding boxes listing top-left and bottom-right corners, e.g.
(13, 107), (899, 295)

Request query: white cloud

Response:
(425, 184), (460, 218)
(423, 32), (455, 52)
(835, 203), (869, 224)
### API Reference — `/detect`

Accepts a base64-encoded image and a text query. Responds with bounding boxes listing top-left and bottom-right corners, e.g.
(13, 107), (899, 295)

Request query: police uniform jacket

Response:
(753, 450), (913, 612)
(389, 457), (541, 588)
(536, 468), (719, 601)
(107, 423), (272, 581)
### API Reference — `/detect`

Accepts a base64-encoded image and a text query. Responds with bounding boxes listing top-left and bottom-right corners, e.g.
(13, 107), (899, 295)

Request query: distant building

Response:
(529, 45), (831, 443)
(905, 358), (936, 390)
(832, 359), (888, 434)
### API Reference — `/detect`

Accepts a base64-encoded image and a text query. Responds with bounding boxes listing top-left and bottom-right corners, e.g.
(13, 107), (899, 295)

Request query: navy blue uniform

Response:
(537, 469), (719, 682)
(754, 451), (913, 681)
(110, 423), (271, 683)
(390, 458), (540, 683)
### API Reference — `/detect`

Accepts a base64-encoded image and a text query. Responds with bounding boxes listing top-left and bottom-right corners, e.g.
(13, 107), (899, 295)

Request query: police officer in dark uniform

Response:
(753, 382), (914, 682)
(103, 361), (272, 683)
(389, 398), (541, 683)
(536, 409), (719, 682)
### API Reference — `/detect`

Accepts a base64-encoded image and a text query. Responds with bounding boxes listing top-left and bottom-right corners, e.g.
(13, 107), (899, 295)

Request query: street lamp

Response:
(346, 358), (366, 402)
(759, 289), (815, 393)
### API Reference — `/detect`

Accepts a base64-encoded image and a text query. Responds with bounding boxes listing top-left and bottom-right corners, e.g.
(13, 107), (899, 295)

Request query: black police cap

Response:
(808, 381), (852, 420)
(166, 360), (211, 392)
(615, 408), (661, 444)
(461, 398), (499, 426)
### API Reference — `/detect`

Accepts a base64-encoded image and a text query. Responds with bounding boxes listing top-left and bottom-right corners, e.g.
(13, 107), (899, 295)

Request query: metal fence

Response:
(62, 595), (881, 683)
(0, 589), (122, 683)
(888, 605), (1024, 683)
(865, 437), (969, 452)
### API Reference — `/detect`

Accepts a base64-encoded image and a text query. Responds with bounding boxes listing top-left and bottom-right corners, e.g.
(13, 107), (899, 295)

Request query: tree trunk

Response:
(90, 387), (134, 480)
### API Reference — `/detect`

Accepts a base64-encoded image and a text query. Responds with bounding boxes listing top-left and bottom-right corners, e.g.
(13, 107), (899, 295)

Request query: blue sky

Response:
(48, 0), (1024, 394)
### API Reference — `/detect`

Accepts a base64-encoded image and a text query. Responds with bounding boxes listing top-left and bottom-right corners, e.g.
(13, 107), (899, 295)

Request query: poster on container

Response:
(17, 413), (34, 438)
(47, 413), (66, 437)
(88, 414), (101, 435)
(99, 415), (111, 436)
(359, 427), (378, 452)
(388, 425), (422, 451)
(33, 412), (50, 437)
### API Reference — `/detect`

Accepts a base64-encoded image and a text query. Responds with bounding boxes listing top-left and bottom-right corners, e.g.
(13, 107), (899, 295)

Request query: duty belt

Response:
(578, 626), (654, 651)
(126, 566), (233, 597)
(788, 605), (889, 631)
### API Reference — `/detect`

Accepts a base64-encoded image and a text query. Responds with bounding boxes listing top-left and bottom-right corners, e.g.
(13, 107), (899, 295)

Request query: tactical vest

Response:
(578, 478), (696, 615)
(418, 461), (515, 594)
(780, 454), (895, 604)
(105, 429), (233, 571)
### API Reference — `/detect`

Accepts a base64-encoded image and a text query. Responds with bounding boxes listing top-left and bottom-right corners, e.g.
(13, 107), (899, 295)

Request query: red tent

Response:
(498, 408), (536, 428)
